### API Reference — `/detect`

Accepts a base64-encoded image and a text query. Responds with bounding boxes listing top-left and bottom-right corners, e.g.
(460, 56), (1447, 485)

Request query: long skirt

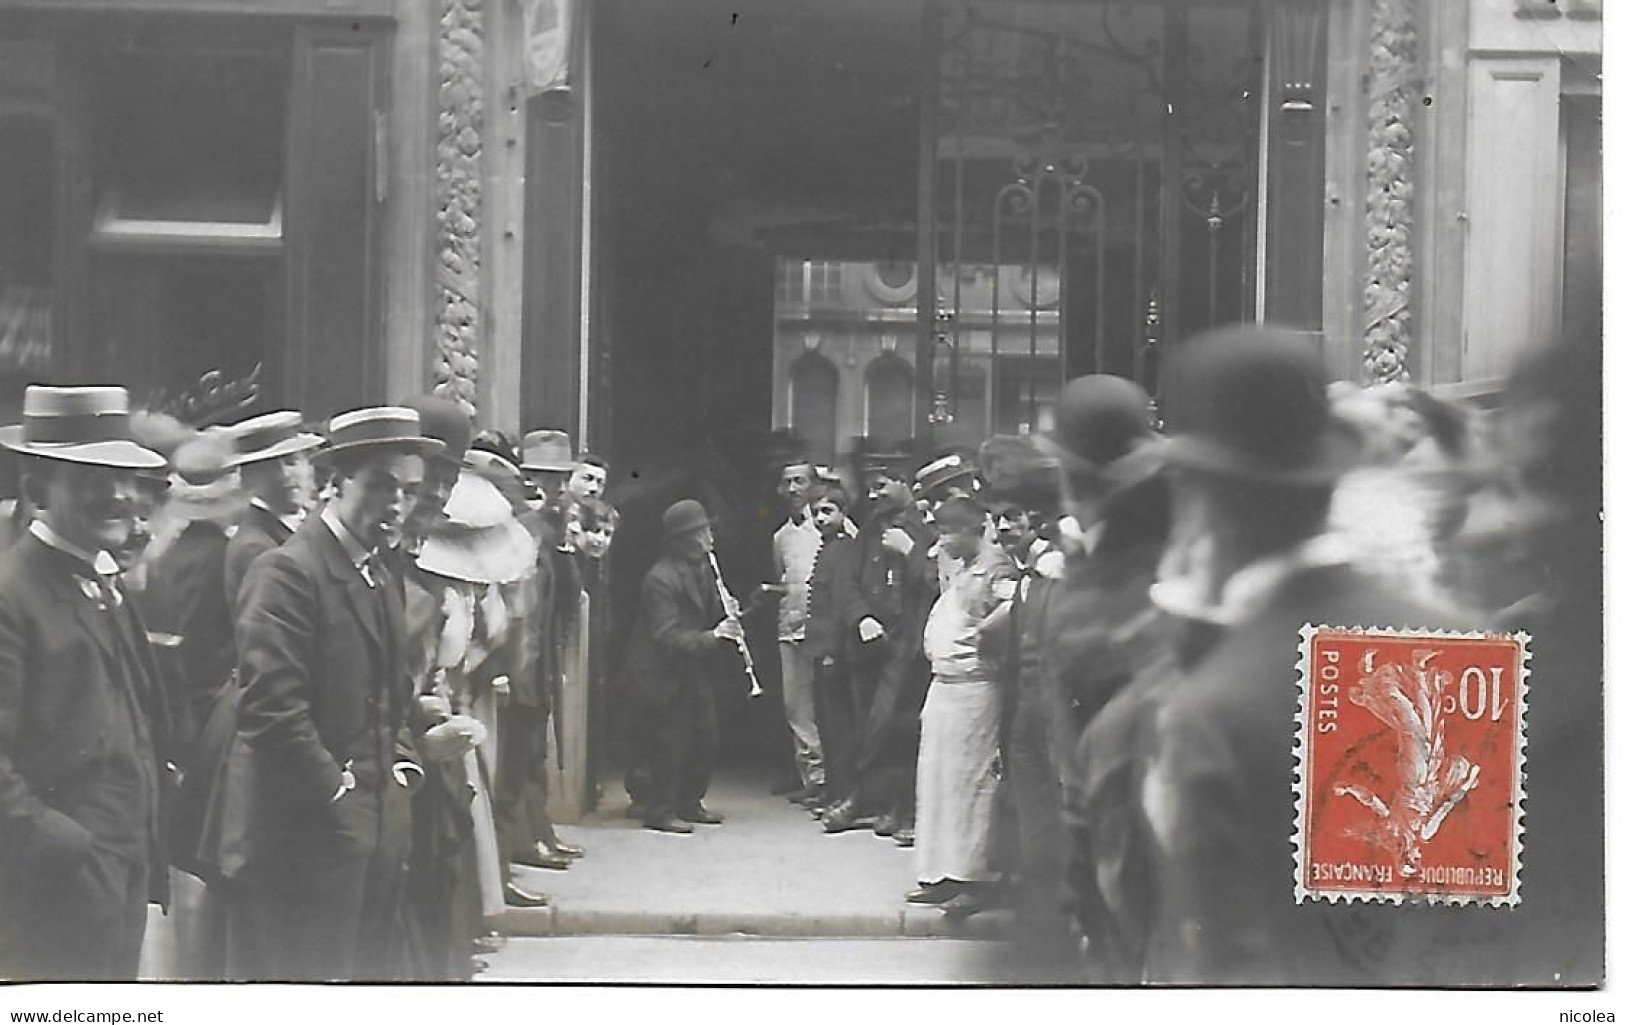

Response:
(914, 677), (1002, 884)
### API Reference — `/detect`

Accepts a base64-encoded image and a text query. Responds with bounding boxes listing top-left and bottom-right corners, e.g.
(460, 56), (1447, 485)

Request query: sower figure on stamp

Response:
(1136, 327), (1472, 985)
(0, 386), (174, 980)
(626, 499), (738, 833)
(221, 406), (440, 981)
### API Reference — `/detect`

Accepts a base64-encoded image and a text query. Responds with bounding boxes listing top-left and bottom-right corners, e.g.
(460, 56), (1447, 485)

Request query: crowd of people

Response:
(0, 319), (1598, 985)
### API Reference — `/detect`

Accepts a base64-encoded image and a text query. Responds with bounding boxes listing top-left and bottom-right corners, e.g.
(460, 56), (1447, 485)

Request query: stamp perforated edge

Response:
(1291, 623), (1531, 908)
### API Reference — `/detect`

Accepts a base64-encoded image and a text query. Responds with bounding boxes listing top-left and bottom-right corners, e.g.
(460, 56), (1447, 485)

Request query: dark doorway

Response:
(593, 0), (925, 773)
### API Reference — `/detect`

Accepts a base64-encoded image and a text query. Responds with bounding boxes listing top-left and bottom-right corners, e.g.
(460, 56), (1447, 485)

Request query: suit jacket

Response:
(1140, 562), (1484, 986)
(221, 515), (419, 874)
(846, 509), (936, 659)
(144, 521), (235, 759)
(625, 553), (724, 705)
(224, 504), (295, 612)
(0, 535), (171, 903)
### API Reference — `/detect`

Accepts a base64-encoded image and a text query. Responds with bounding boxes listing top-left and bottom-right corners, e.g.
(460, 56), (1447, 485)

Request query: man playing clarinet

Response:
(623, 500), (740, 834)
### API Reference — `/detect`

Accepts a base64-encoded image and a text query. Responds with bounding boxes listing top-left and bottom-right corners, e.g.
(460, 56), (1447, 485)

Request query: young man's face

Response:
(244, 451), (313, 517)
(865, 471), (910, 513)
(810, 496), (846, 537)
(990, 502), (1036, 555)
(36, 461), (140, 556)
(113, 482), (166, 571)
(568, 463), (607, 501)
(942, 518), (986, 561)
(403, 457), (459, 544)
(333, 451), (425, 551)
(779, 464), (815, 512)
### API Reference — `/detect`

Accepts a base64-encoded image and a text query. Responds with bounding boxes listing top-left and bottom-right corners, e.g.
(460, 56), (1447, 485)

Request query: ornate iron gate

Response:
(919, 0), (1263, 437)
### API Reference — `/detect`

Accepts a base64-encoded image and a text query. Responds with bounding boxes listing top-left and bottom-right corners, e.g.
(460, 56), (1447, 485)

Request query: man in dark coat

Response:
(222, 411), (321, 609)
(0, 385), (173, 980)
(221, 406), (439, 981)
(625, 499), (739, 833)
(1136, 326), (1485, 986)
(836, 449), (936, 846)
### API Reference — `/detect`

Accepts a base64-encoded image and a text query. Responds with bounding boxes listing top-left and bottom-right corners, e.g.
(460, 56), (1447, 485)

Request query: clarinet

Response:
(707, 550), (763, 697)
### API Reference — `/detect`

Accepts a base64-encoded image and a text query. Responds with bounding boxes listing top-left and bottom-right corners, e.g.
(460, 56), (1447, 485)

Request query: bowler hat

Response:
(0, 385), (167, 470)
(521, 429), (575, 472)
(402, 395), (473, 465)
(317, 406), (444, 459)
(1160, 324), (1360, 486)
(979, 435), (1061, 510)
(1035, 375), (1165, 493)
(662, 498), (711, 537)
(227, 410), (323, 468)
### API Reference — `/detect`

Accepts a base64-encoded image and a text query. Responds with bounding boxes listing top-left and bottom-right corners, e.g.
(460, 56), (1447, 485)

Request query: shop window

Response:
(90, 47), (287, 253)
(865, 353), (914, 448)
(0, 49), (55, 384)
(788, 352), (839, 463)
(808, 261), (844, 304)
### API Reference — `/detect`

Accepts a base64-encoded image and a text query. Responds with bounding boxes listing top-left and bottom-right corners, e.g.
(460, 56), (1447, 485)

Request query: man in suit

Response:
(626, 499), (739, 833)
(224, 406), (440, 981)
(222, 411), (321, 609)
(0, 385), (173, 980)
(1137, 327), (1474, 985)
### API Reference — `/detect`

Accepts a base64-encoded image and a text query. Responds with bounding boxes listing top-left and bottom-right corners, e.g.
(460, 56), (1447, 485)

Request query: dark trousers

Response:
(496, 702), (556, 861)
(1007, 684), (1069, 939)
(855, 642), (929, 822)
(645, 680), (717, 821)
(812, 655), (861, 805)
(225, 782), (412, 981)
(0, 847), (150, 980)
(404, 761), (481, 980)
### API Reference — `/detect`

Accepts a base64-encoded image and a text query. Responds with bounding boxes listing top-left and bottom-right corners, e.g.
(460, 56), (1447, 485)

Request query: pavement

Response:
(475, 935), (1007, 985)
(495, 771), (1010, 940)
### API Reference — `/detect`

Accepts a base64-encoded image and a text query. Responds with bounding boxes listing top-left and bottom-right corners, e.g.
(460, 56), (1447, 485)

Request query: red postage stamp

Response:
(1294, 625), (1529, 906)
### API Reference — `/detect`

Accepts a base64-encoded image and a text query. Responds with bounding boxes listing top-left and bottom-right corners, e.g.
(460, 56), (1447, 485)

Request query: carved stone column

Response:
(434, 0), (485, 414)
(1362, 0), (1419, 384)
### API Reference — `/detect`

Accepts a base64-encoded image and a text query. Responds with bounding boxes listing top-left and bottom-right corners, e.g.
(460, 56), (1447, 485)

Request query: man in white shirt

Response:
(771, 460), (826, 803)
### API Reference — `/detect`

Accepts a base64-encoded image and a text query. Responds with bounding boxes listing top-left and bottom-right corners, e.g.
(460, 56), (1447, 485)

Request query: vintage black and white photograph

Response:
(0, 0), (1606, 997)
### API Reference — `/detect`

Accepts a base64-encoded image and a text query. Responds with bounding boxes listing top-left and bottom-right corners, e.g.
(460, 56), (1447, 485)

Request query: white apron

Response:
(914, 677), (1002, 884)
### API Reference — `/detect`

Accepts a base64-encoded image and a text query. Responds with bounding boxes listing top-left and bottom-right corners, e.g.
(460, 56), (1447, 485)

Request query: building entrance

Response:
(589, 0), (1269, 781)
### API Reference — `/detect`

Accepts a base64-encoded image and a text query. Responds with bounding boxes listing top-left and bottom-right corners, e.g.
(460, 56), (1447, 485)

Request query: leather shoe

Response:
(503, 881), (551, 908)
(511, 845), (574, 871)
(904, 882), (960, 905)
(472, 933), (505, 955)
(872, 813), (898, 837)
(681, 805), (724, 825)
(644, 816), (694, 834)
(547, 841), (586, 859)
(893, 827), (915, 848)
(821, 799), (864, 833)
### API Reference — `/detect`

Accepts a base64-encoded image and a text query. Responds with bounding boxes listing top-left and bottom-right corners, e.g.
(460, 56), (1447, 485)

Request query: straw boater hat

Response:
(521, 429), (575, 472)
(416, 471), (538, 584)
(227, 410), (324, 468)
(316, 406), (444, 460)
(0, 385), (166, 469)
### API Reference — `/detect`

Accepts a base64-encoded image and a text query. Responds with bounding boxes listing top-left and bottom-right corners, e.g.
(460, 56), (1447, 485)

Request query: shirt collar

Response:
(251, 497), (305, 535)
(1149, 533), (1356, 627)
(319, 505), (375, 573)
(29, 520), (120, 577)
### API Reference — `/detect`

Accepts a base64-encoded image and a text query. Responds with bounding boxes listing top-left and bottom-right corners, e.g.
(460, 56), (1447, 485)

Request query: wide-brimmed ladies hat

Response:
(0, 385), (167, 470)
(227, 410), (324, 468)
(316, 406), (444, 460)
(416, 471), (538, 585)
(521, 429), (575, 472)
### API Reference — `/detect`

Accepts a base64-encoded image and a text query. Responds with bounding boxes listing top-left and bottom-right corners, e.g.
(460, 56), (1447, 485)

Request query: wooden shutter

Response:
(284, 23), (389, 420)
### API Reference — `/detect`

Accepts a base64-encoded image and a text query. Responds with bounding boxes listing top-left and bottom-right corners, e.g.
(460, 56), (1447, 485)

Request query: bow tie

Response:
(75, 572), (124, 611)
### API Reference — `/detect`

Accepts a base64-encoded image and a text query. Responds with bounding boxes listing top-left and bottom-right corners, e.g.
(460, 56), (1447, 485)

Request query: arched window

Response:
(865, 354), (914, 449)
(788, 352), (839, 464)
